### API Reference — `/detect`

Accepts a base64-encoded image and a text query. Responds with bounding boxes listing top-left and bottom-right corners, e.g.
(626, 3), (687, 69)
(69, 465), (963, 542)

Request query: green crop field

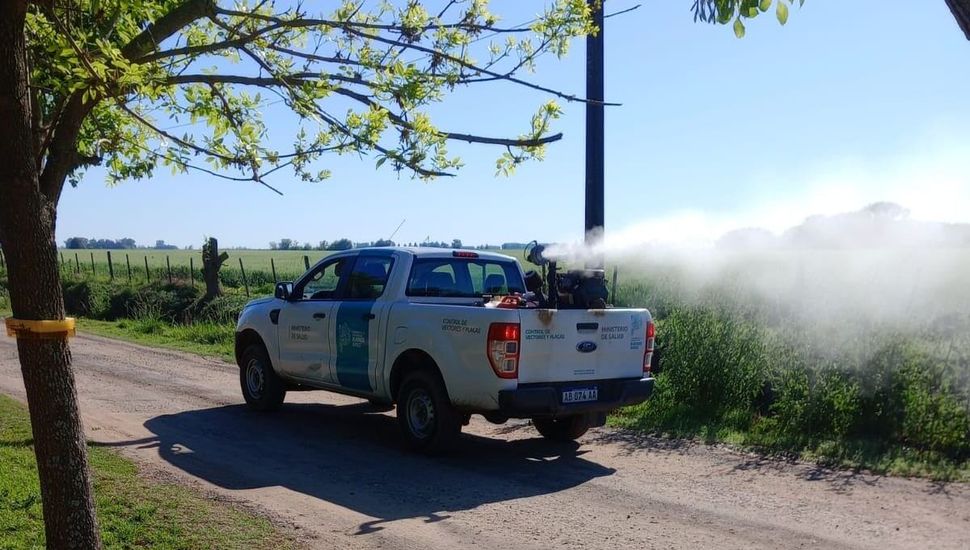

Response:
(56, 248), (336, 279)
(53, 247), (535, 283)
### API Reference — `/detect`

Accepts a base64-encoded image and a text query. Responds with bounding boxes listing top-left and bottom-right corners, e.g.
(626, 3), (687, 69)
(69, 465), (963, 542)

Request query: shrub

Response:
(63, 280), (112, 318)
(194, 294), (249, 324)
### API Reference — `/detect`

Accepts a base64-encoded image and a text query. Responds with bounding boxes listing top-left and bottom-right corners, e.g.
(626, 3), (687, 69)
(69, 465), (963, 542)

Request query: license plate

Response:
(562, 387), (598, 404)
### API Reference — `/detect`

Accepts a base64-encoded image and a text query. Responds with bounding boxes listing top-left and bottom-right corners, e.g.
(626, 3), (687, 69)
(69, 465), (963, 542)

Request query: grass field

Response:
(56, 248), (337, 281)
(2, 247), (968, 480)
(0, 394), (294, 549)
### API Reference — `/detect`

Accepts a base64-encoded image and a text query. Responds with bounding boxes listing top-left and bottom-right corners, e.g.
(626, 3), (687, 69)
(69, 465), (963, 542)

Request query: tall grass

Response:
(611, 254), (970, 478)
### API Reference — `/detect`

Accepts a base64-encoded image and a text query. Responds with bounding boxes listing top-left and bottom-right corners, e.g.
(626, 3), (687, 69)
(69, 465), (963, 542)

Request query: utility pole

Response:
(585, 0), (605, 260)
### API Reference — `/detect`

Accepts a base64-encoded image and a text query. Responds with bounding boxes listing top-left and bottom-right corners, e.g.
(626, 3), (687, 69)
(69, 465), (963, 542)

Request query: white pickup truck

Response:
(235, 247), (655, 451)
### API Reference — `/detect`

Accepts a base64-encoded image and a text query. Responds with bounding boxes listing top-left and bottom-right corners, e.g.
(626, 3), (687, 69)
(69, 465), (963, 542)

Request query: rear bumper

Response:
(497, 377), (654, 418)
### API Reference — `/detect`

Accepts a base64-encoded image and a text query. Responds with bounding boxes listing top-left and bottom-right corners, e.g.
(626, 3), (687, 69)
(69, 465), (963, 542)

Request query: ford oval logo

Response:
(576, 341), (597, 353)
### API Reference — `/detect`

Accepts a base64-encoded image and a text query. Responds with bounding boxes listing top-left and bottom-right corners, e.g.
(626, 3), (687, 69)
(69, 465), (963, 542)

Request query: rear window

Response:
(406, 258), (525, 298)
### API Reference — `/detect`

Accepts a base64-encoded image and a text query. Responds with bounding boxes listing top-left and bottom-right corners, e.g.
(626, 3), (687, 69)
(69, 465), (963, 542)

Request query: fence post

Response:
(126, 254), (132, 283)
(303, 255), (310, 271)
(90, 252), (96, 277)
(59, 251), (64, 267)
(107, 251), (114, 281)
(189, 257), (195, 288)
(0, 248), (5, 270)
(166, 256), (173, 284)
(611, 265), (619, 305)
(270, 258), (278, 283)
(239, 257), (250, 297)
(75, 252), (80, 274)
(144, 256), (150, 282)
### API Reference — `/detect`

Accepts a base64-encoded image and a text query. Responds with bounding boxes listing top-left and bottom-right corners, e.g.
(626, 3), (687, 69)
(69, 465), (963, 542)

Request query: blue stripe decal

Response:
(334, 301), (375, 391)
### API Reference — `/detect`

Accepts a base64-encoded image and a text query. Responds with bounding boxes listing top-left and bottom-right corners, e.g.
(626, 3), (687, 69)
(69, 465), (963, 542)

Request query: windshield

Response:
(406, 258), (525, 298)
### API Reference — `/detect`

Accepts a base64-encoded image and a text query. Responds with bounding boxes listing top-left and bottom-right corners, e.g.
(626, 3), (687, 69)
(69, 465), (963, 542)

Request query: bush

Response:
(63, 280), (112, 318)
(194, 294), (249, 324)
(613, 284), (970, 471)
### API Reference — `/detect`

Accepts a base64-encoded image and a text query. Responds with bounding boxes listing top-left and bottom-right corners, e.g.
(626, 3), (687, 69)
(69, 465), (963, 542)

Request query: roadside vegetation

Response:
(2, 249), (967, 481)
(0, 394), (293, 549)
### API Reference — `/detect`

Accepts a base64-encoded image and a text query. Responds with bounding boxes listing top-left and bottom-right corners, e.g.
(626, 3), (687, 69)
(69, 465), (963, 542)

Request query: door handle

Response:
(312, 312), (327, 320)
(361, 313), (376, 320)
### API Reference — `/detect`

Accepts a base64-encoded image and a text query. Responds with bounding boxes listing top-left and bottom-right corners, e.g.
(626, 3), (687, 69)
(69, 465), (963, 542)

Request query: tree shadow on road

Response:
(129, 402), (614, 535)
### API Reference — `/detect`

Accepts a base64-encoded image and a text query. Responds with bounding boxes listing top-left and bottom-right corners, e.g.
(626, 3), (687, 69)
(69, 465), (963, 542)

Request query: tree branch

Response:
(121, 0), (214, 60)
(166, 73), (563, 148)
(946, 0), (970, 40)
(38, 92), (92, 205)
(206, 6), (614, 106)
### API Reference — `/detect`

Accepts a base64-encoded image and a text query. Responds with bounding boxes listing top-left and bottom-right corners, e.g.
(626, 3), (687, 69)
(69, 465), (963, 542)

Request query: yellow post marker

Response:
(5, 318), (76, 339)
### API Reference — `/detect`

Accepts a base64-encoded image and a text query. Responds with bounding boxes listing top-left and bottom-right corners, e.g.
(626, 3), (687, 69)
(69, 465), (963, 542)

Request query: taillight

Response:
(487, 322), (520, 379)
(643, 320), (655, 376)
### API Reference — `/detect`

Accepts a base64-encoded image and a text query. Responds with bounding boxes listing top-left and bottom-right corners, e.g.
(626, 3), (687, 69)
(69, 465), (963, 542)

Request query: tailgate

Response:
(517, 309), (650, 384)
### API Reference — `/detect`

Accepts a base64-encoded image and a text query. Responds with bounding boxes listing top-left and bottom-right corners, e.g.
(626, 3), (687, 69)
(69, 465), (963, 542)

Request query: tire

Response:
(533, 414), (591, 441)
(239, 344), (286, 411)
(396, 370), (461, 453)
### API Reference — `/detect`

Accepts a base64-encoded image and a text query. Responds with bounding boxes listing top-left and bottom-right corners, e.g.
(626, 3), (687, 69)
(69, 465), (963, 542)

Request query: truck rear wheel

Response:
(533, 414), (591, 441)
(239, 344), (286, 412)
(396, 370), (461, 453)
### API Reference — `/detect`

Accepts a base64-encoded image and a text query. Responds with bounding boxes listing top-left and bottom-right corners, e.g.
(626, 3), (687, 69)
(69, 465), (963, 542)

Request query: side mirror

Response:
(275, 282), (294, 300)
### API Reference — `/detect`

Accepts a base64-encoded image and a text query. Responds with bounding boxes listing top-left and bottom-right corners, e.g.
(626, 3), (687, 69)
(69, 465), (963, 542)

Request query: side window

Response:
(346, 256), (394, 300)
(294, 257), (351, 300)
(471, 262), (510, 294)
(408, 261), (460, 297)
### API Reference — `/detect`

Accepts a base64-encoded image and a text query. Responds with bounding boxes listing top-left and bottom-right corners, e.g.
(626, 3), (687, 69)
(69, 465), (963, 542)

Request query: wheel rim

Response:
(245, 358), (265, 399)
(407, 389), (435, 439)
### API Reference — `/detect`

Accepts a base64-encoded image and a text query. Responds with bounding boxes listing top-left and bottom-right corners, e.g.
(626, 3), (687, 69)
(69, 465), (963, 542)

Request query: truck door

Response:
(276, 255), (354, 383)
(331, 253), (395, 394)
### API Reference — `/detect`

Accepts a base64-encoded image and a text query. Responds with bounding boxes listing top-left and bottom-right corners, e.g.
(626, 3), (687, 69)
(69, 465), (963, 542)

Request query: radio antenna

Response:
(388, 218), (406, 242)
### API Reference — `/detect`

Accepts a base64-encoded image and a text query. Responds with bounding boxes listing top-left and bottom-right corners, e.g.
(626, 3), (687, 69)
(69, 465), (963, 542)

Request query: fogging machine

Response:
(523, 241), (609, 309)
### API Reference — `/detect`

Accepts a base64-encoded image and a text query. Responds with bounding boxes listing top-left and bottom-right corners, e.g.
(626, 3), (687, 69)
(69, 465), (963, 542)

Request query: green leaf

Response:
(759, 0), (772, 12)
(733, 18), (746, 38)
(777, 1), (789, 25)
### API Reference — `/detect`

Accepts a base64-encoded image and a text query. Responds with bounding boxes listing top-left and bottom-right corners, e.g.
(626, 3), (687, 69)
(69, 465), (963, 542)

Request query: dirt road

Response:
(1, 334), (967, 549)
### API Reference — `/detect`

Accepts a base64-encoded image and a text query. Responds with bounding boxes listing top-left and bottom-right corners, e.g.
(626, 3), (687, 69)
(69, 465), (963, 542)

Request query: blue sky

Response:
(55, 1), (970, 248)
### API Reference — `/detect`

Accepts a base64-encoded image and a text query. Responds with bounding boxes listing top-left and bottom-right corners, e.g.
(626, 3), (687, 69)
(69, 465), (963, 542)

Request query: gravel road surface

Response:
(1, 334), (967, 549)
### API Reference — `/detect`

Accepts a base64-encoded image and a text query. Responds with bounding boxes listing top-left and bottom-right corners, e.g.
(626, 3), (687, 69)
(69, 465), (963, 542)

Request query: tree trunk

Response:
(201, 237), (228, 300)
(0, 3), (102, 549)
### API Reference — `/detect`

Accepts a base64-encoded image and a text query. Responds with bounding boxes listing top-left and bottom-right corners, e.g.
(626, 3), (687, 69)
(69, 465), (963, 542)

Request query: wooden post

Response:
(0, 248), (5, 269)
(166, 255), (173, 284)
(126, 254), (132, 283)
(189, 257), (195, 288)
(107, 251), (114, 281)
(238, 257), (250, 297)
(90, 252), (95, 277)
(303, 255), (310, 270)
(201, 237), (228, 299)
(75, 252), (80, 274)
(144, 256), (150, 282)
(59, 251), (63, 267)
(270, 257), (278, 283)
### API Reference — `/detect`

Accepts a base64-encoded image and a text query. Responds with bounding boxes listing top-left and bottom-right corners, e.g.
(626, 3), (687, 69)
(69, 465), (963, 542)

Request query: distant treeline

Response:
(269, 238), (529, 251)
(60, 236), (531, 251)
(63, 237), (178, 250)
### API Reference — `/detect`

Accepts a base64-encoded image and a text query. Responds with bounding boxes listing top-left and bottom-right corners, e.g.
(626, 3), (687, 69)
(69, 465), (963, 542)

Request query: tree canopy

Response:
(24, 0), (802, 199)
(26, 0), (606, 193)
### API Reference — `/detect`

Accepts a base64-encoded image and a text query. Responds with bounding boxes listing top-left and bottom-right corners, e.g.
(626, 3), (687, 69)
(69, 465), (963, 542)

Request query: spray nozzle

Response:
(524, 240), (551, 266)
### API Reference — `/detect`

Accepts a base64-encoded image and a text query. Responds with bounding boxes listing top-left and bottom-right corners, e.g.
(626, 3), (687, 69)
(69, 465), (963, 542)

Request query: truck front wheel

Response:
(533, 414), (591, 441)
(239, 344), (286, 411)
(396, 370), (461, 452)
